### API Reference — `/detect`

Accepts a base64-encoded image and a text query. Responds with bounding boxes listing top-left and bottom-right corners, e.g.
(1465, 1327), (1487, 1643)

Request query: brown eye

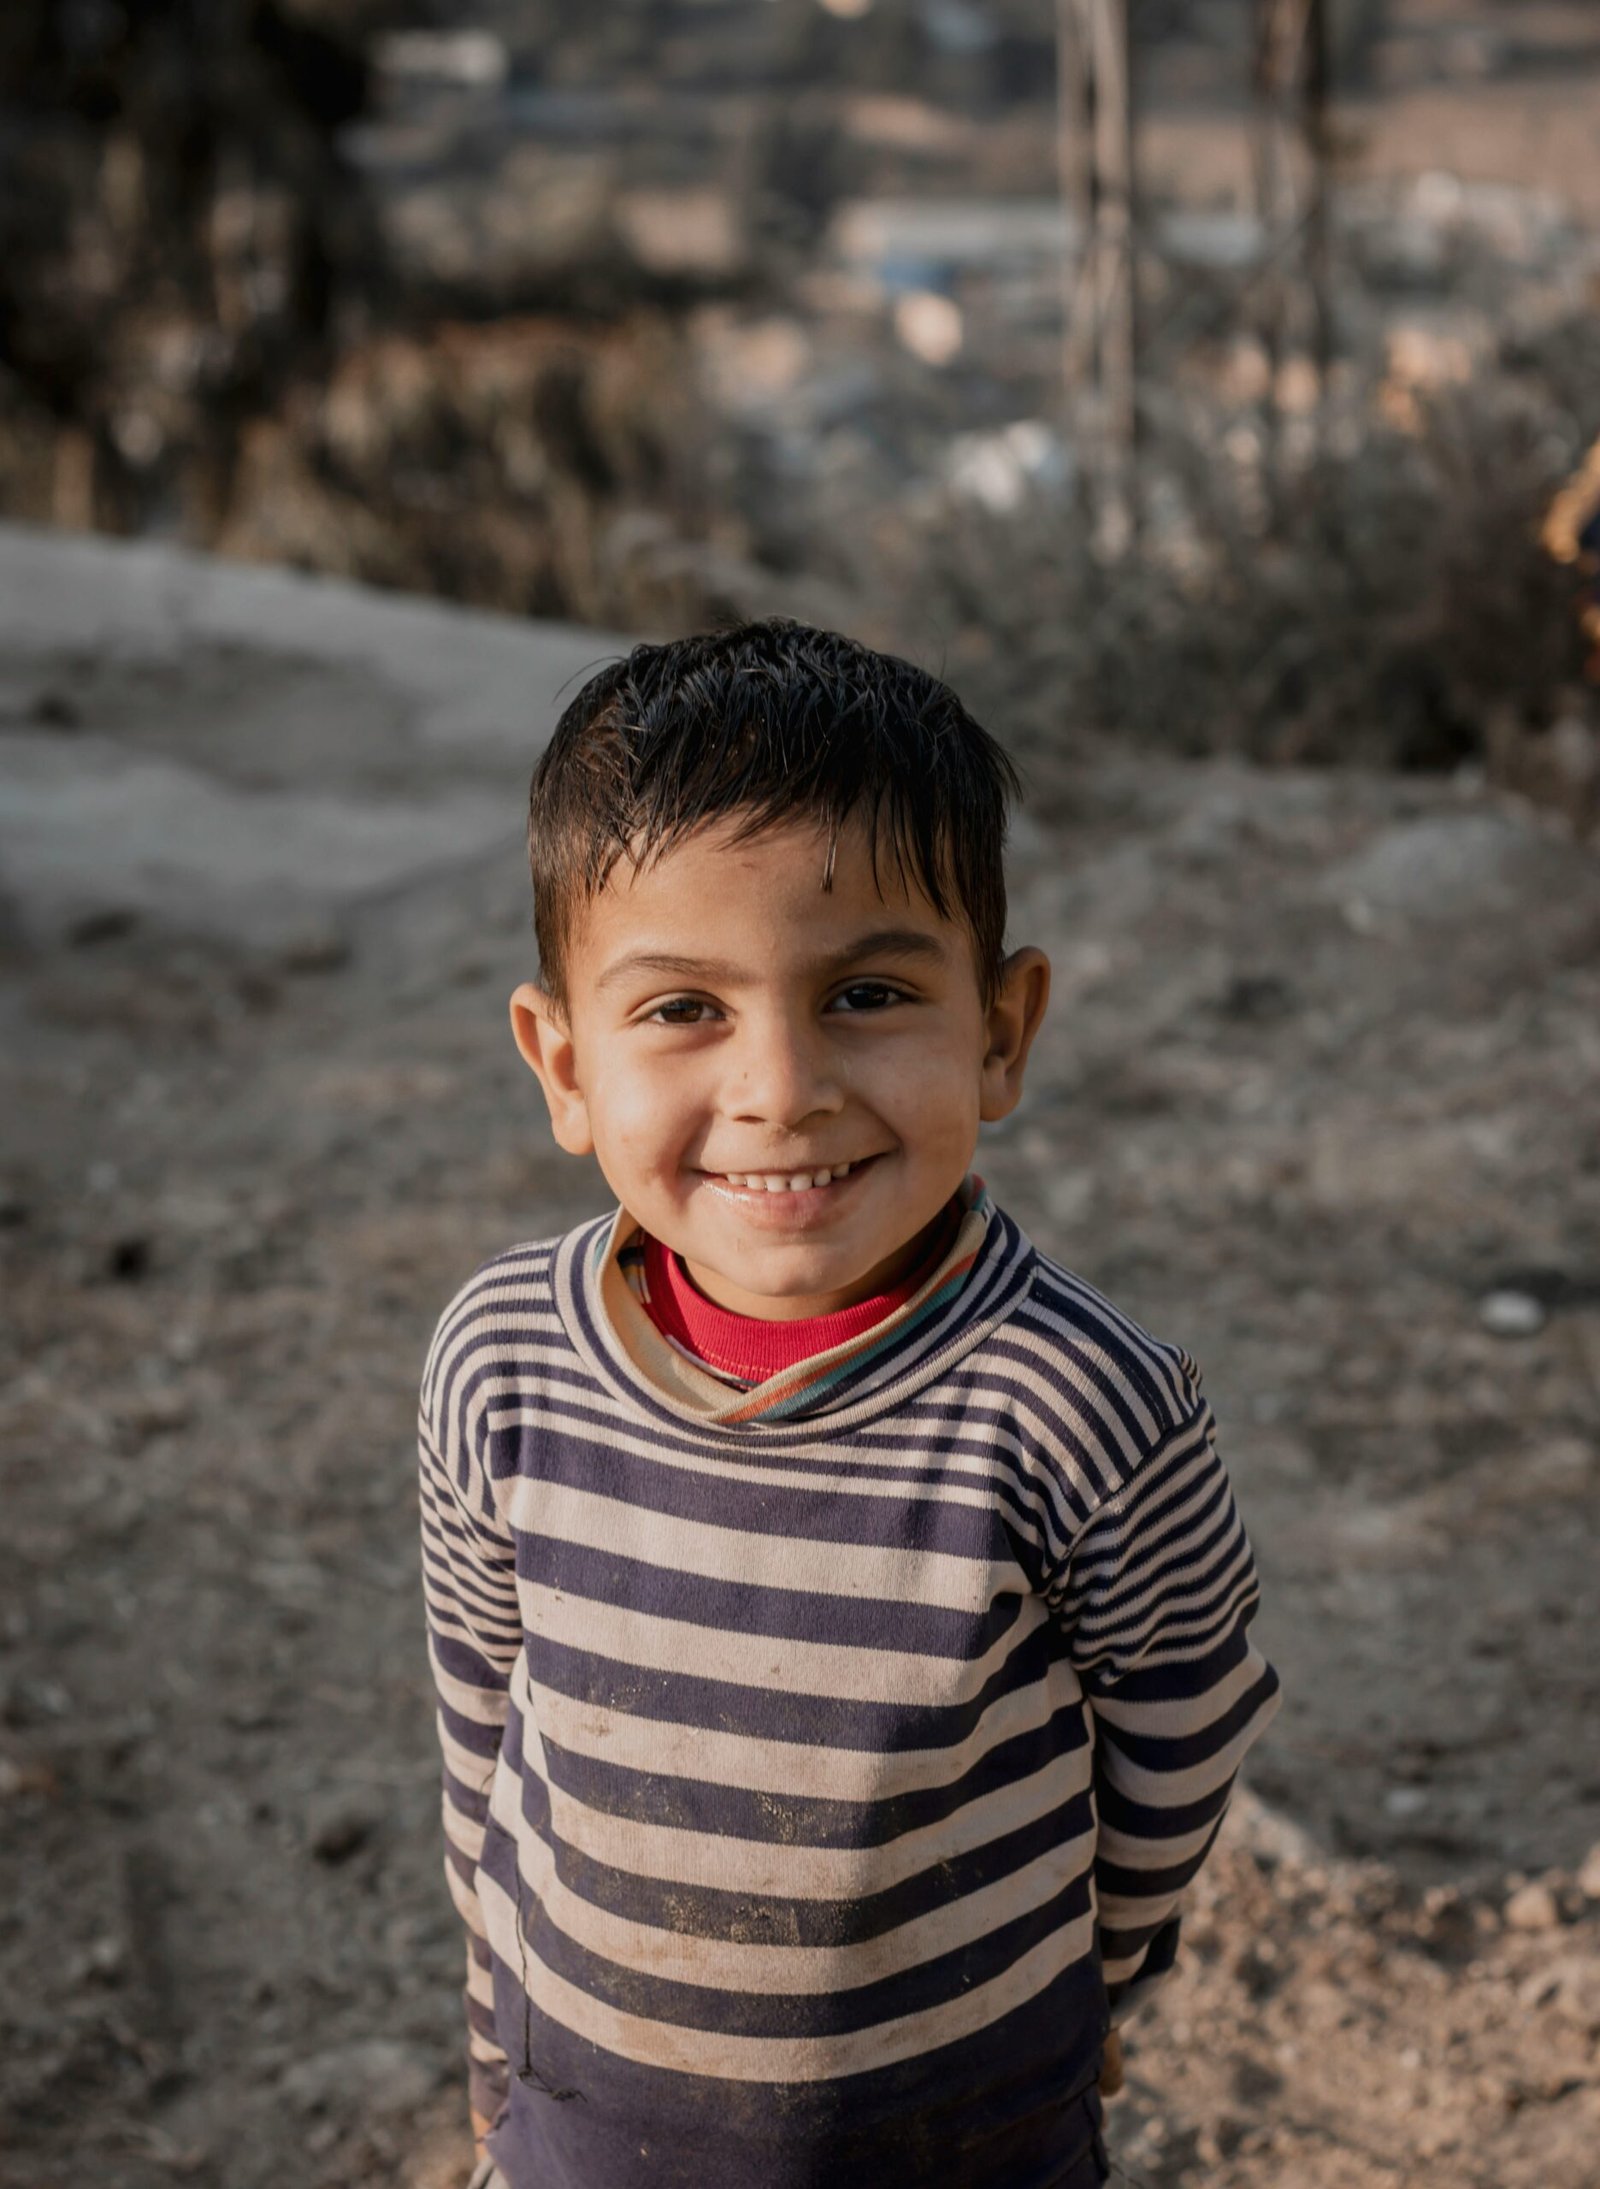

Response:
(830, 982), (903, 1013)
(653, 997), (713, 1024)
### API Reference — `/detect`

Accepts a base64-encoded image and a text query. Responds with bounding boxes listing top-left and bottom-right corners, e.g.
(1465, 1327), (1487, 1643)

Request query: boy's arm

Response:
(418, 1305), (523, 2142)
(1056, 1391), (1281, 2025)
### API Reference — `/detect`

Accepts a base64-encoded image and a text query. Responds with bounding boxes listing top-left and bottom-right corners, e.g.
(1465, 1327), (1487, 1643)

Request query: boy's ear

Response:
(509, 982), (595, 1156)
(979, 946), (1051, 1123)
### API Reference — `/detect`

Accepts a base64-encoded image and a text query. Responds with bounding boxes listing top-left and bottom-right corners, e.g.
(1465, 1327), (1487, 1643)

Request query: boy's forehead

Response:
(568, 812), (969, 982)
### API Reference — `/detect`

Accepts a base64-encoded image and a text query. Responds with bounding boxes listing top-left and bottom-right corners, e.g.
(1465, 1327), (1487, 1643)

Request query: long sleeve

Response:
(1055, 1390), (1281, 2023)
(418, 1296), (523, 2127)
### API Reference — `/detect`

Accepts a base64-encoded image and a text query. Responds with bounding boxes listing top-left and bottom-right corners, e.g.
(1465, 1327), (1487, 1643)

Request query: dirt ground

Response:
(3, 531), (1600, 2189)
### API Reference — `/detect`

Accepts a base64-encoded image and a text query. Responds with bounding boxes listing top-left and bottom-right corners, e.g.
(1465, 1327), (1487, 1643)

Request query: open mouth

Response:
(704, 1154), (879, 1196)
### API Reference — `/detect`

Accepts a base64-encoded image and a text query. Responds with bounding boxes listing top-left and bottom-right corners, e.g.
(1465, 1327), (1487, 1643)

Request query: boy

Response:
(419, 621), (1280, 2189)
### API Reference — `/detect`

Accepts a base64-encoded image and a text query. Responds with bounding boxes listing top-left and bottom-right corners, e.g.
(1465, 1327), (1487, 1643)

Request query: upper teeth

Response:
(721, 1162), (856, 1192)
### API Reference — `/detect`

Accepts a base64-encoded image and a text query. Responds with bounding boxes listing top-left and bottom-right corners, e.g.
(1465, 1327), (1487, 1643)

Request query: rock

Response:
(117, 1387), (193, 1440)
(72, 1935), (127, 1985)
(1213, 971), (1297, 1023)
(0, 1754), (61, 1801)
(68, 907), (140, 947)
(106, 1236), (153, 1283)
(30, 690), (82, 730)
(2, 1675), (72, 1728)
(1537, 1955), (1600, 2036)
(1522, 1437), (1594, 1493)
(1317, 812), (1600, 931)
(307, 1798), (381, 1864)
(1478, 1289), (1546, 1338)
(1577, 1843), (1600, 1900)
(280, 927), (351, 976)
(279, 2038), (439, 2119)
(1503, 1881), (1561, 1932)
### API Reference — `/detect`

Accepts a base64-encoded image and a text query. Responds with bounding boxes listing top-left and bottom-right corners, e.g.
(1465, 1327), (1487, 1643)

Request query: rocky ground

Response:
(2, 527), (1599, 2187)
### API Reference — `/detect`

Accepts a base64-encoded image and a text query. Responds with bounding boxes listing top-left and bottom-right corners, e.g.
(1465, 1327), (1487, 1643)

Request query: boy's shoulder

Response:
(981, 1214), (1211, 1500)
(430, 1226), (568, 1324)
(420, 1215), (604, 1410)
(1017, 1238), (1203, 1405)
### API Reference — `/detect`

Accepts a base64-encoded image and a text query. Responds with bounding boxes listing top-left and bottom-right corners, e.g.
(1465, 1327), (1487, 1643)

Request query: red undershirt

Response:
(639, 1198), (963, 1383)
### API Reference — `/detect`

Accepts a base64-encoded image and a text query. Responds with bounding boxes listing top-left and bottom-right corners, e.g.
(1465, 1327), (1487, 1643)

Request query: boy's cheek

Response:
(590, 1089), (694, 1186)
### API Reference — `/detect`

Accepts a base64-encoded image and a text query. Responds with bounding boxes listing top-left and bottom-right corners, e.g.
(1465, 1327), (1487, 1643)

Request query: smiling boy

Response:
(419, 621), (1280, 2189)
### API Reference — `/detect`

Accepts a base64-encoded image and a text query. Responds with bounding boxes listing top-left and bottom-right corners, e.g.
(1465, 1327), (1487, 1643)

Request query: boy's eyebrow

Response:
(595, 928), (948, 992)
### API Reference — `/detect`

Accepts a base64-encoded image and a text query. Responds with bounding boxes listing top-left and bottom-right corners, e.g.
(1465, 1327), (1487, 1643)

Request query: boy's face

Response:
(510, 815), (1049, 1319)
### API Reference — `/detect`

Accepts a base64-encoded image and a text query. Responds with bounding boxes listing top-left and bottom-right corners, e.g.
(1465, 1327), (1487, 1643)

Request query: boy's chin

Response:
(681, 1227), (927, 1320)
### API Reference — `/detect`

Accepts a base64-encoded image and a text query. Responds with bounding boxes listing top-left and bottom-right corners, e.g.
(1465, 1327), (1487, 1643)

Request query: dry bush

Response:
(212, 313), (714, 626)
(873, 352), (1592, 808)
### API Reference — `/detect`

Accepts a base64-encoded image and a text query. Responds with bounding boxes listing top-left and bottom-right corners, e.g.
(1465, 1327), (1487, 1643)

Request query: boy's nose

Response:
(724, 1015), (844, 1128)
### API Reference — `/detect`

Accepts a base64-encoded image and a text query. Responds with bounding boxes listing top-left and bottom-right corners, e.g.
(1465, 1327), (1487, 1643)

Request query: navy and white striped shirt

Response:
(419, 1189), (1280, 2189)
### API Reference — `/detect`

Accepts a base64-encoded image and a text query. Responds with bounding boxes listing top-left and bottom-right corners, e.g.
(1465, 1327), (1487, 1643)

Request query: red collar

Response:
(639, 1200), (963, 1382)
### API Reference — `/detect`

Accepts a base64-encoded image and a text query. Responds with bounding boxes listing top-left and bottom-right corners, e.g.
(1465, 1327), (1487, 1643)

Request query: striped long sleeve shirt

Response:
(418, 1186), (1280, 2189)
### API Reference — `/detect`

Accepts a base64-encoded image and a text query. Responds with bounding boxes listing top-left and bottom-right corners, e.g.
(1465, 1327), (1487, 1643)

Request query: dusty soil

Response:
(3, 537), (1600, 2188)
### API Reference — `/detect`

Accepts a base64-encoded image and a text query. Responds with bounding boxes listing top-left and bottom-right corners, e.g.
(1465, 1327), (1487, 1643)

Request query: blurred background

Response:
(4, 0), (1600, 781)
(3, 6), (1600, 2188)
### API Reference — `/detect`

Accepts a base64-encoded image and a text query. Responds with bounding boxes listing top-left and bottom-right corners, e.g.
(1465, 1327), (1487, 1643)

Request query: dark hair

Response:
(527, 619), (1021, 1008)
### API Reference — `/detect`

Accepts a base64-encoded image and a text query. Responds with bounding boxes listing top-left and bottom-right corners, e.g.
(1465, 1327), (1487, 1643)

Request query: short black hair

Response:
(528, 619), (1021, 1009)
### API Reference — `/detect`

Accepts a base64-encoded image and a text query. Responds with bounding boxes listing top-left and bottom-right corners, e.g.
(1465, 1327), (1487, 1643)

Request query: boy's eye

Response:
(828, 981), (905, 1013)
(650, 997), (718, 1024)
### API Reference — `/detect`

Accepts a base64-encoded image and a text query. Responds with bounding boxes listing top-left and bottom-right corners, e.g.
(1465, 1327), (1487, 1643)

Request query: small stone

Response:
(30, 689), (81, 729)
(67, 906), (139, 947)
(106, 1236), (152, 1283)
(118, 1388), (193, 1440)
(1534, 1954), (1600, 2034)
(224, 1702), (280, 1733)
(73, 1935), (127, 1984)
(2, 1675), (71, 1728)
(1478, 1289), (1545, 1338)
(1503, 1881), (1561, 1932)
(0, 1754), (60, 1800)
(1384, 1785), (1428, 1818)
(1216, 971), (1297, 1022)
(308, 1798), (379, 1864)
(280, 2038), (438, 2119)
(1576, 1843), (1600, 1899)
(280, 927), (350, 975)
(1524, 1438), (1594, 1491)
